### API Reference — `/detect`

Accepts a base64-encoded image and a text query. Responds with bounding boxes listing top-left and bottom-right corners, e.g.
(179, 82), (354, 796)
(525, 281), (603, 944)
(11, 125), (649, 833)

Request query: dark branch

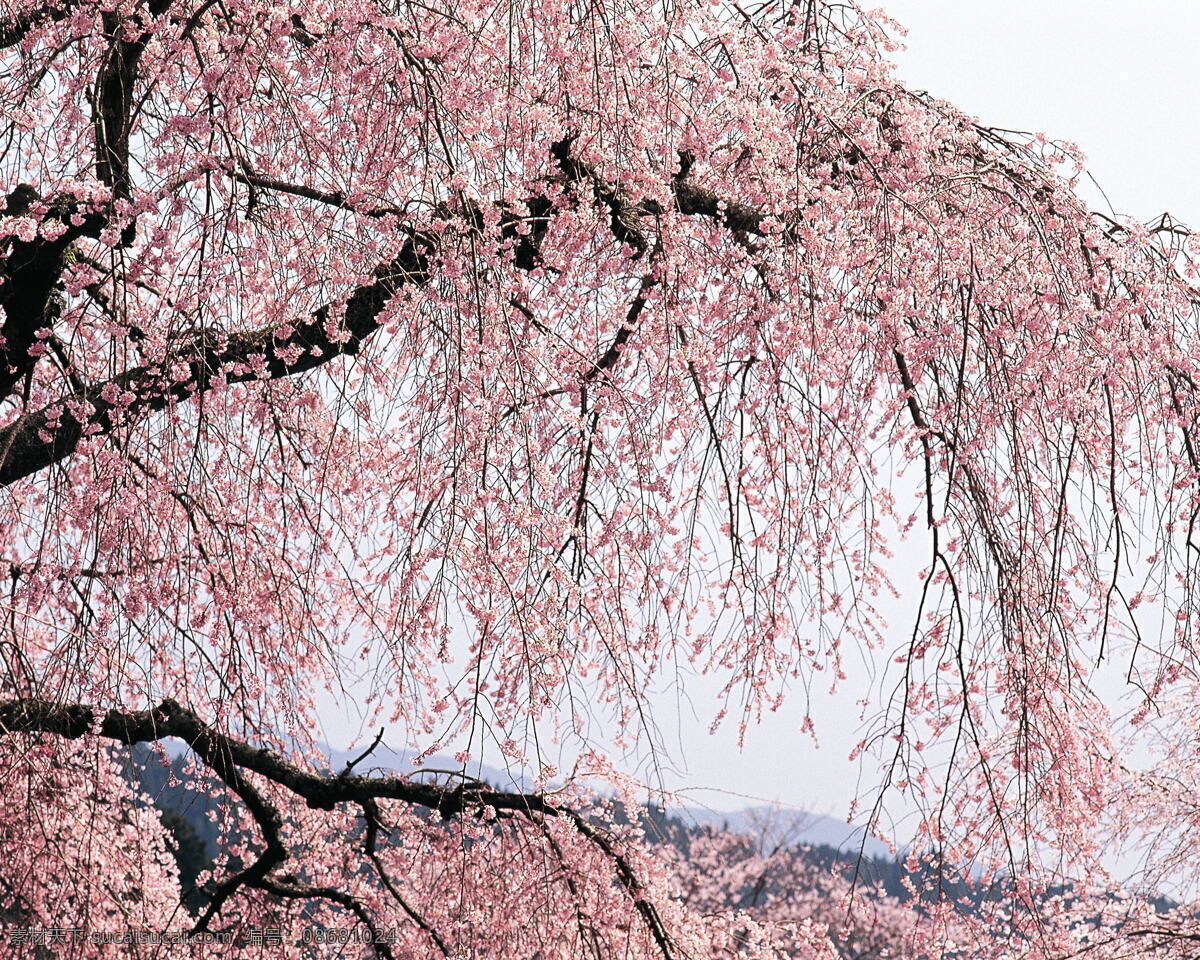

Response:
(190, 752), (288, 931)
(361, 798), (449, 957)
(0, 1), (174, 405)
(0, 1), (75, 49)
(230, 170), (407, 220)
(340, 727), (386, 777)
(0, 234), (433, 486)
(256, 877), (396, 960)
(672, 179), (775, 236)
(586, 267), (659, 380)
(0, 696), (676, 959)
(93, 2), (173, 202)
(0, 140), (794, 487)
(550, 137), (651, 257)
(0, 188), (107, 400)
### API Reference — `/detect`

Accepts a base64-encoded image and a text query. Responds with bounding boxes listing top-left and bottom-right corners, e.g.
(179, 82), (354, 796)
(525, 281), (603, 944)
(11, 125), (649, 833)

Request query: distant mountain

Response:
(673, 805), (898, 861)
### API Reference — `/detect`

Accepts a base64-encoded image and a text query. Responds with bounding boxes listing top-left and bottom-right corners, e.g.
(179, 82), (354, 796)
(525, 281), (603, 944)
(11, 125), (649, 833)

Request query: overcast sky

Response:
(882, 0), (1200, 225)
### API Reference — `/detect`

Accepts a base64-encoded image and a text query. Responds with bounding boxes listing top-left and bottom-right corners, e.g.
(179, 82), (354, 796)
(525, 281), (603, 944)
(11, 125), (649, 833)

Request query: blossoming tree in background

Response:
(2, 0), (1200, 955)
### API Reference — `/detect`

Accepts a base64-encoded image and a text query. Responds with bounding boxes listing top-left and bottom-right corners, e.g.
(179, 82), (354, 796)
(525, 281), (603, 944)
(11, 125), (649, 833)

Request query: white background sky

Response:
(630, 1), (1200, 824)
(883, 0), (1200, 225)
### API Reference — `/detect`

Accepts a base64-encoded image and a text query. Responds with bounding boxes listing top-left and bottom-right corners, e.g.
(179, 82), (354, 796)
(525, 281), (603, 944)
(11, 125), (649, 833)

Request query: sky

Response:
(881, 0), (1200, 226)
(325, 3), (1200, 834)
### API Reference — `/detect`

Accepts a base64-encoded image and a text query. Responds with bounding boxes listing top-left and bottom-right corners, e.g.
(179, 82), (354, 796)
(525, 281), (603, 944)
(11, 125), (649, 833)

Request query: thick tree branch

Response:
(0, 1), (75, 49)
(0, 0), (171, 406)
(550, 138), (652, 257)
(0, 234), (433, 486)
(0, 187), (107, 400)
(0, 696), (675, 959)
(552, 138), (793, 249)
(672, 179), (775, 236)
(93, 1), (173, 201)
(0, 697), (395, 954)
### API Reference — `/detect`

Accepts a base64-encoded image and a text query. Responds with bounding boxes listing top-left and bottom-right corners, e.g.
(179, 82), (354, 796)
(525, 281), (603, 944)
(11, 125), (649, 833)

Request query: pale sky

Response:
(882, 0), (1200, 226)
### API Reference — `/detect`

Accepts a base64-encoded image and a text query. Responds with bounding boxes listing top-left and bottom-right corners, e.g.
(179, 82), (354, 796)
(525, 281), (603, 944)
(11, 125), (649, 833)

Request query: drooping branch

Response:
(586, 268), (660, 381)
(360, 798), (450, 958)
(254, 877), (397, 960)
(0, 696), (676, 959)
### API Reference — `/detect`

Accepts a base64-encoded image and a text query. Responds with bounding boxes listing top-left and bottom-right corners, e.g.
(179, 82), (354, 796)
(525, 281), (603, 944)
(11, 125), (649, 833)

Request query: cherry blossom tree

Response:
(1, 0), (1199, 955)
(670, 816), (936, 959)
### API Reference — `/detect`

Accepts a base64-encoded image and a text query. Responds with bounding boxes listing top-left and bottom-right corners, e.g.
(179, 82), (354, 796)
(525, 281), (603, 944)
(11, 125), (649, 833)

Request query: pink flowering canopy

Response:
(1, 0), (1200, 955)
